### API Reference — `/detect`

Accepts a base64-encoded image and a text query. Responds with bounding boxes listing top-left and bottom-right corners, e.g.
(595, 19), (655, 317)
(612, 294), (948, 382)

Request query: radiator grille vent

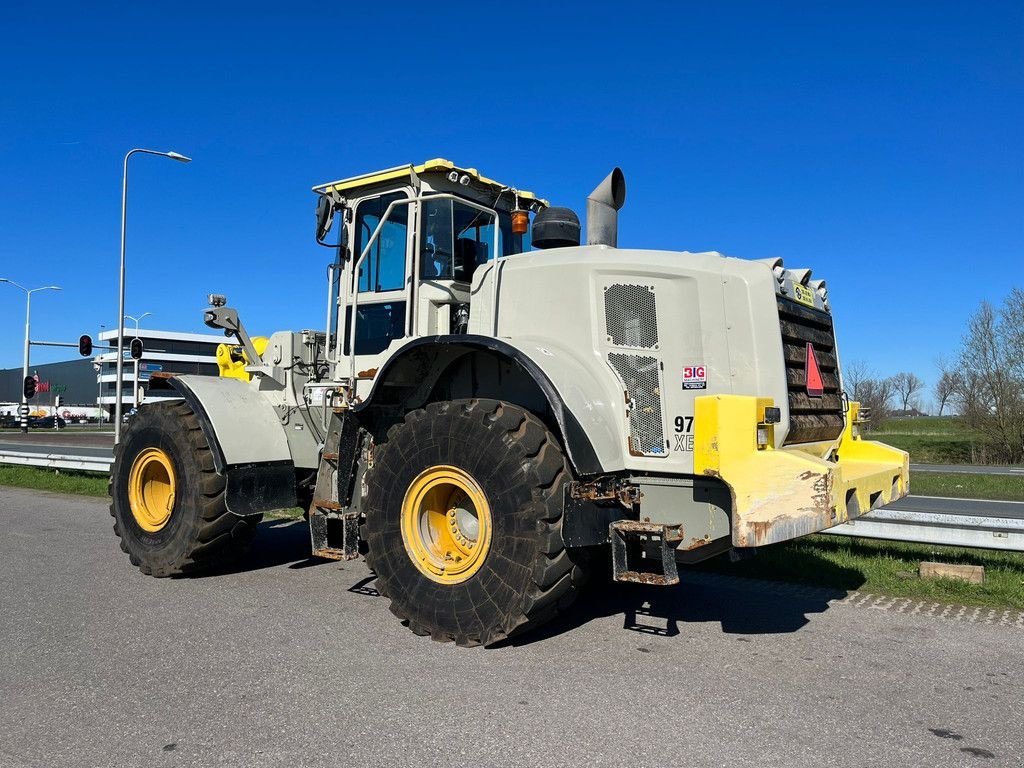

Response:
(607, 352), (666, 457)
(604, 284), (659, 348)
(778, 296), (845, 444)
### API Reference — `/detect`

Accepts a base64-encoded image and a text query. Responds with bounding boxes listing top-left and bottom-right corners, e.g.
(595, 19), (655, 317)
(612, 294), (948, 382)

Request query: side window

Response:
(355, 192), (408, 293)
(420, 198), (496, 282)
(344, 302), (407, 355)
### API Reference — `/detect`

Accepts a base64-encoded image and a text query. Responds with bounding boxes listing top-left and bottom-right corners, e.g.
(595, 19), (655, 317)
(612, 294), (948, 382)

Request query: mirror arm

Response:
(203, 306), (263, 367)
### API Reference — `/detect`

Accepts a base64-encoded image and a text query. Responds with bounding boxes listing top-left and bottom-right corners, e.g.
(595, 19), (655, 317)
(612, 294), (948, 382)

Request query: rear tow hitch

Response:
(610, 520), (683, 586)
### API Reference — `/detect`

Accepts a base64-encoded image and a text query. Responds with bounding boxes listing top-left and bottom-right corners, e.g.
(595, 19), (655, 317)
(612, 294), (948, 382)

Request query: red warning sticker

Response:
(682, 365), (707, 390)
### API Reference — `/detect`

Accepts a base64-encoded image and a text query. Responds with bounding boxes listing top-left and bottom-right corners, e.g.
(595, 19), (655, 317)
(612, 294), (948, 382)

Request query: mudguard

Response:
(355, 335), (620, 475)
(165, 375), (296, 515)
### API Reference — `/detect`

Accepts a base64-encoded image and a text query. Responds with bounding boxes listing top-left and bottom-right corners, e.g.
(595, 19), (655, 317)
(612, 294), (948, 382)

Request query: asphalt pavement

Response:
(912, 463), (1024, 476)
(1, 487), (1022, 767)
(888, 495), (1024, 521)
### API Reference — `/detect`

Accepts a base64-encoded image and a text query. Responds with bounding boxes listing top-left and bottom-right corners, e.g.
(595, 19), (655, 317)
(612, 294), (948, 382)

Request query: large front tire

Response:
(110, 400), (260, 577)
(364, 399), (585, 646)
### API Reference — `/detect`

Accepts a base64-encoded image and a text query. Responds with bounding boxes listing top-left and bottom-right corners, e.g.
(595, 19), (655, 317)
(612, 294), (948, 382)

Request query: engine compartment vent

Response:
(604, 284), (659, 349)
(606, 352), (666, 457)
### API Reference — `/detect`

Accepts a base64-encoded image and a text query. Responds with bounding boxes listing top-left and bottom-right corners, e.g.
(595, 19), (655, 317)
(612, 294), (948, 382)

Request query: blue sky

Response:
(1, 2), (1021, 399)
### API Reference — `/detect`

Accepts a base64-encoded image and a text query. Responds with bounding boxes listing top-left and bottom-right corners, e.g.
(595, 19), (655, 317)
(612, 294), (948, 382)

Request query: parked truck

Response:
(106, 159), (909, 646)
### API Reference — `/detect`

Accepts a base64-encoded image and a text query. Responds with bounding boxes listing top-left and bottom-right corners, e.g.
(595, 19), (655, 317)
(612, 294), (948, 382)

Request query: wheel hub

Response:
(401, 466), (492, 584)
(127, 447), (176, 533)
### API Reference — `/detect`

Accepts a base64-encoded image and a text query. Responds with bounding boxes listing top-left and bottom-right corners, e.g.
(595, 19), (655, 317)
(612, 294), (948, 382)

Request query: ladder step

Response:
(312, 547), (349, 561)
(313, 499), (344, 511)
(309, 508), (360, 561)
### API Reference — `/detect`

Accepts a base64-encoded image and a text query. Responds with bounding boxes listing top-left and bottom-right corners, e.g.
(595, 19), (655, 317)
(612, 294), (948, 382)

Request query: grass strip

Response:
(701, 534), (1024, 610)
(0, 465), (308, 516)
(0, 465), (108, 497)
(911, 472), (1024, 502)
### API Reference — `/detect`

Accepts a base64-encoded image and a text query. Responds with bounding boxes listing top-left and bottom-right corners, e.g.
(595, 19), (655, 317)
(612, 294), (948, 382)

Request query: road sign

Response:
(139, 363), (163, 372)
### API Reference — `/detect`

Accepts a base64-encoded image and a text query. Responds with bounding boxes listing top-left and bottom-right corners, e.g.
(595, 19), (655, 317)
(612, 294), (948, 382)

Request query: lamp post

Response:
(116, 148), (190, 443)
(124, 312), (151, 409)
(0, 279), (62, 433)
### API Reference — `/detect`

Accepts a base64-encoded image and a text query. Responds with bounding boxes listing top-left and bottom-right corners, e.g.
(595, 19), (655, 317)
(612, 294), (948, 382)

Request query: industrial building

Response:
(0, 326), (225, 420)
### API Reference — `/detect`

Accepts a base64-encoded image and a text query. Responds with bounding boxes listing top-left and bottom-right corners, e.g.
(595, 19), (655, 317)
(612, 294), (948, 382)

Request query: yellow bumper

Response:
(694, 396), (909, 548)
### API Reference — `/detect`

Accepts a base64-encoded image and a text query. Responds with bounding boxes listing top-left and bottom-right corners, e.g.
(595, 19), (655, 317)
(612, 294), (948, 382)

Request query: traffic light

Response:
(23, 376), (36, 400)
(78, 334), (93, 356)
(130, 338), (144, 360)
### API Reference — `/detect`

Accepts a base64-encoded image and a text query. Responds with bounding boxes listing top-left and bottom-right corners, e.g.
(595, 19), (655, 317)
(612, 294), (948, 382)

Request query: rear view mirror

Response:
(315, 195), (335, 243)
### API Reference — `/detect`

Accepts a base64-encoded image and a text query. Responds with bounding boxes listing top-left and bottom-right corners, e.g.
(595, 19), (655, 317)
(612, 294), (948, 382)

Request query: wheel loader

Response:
(107, 158), (909, 646)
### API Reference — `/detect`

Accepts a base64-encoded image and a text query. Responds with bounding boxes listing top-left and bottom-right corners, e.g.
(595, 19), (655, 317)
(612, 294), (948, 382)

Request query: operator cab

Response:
(312, 159), (545, 395)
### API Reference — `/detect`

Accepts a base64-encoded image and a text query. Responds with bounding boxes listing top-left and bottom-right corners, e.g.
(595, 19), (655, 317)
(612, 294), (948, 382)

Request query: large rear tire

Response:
(364, 399), (585, 646)
(109, 400), (260, 577)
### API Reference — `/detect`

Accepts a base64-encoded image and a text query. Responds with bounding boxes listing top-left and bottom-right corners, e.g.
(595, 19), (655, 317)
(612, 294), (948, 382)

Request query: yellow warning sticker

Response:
(793, 283), (815, 307)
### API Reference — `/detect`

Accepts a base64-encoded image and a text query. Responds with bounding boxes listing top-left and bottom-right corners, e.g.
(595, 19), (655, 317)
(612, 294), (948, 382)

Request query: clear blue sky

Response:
(1, 2), (1021, 400)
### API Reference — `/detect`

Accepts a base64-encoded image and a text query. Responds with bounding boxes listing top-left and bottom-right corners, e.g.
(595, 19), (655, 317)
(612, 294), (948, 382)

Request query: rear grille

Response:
(606, 352), (667, 457)
(777, 296), (844, 444)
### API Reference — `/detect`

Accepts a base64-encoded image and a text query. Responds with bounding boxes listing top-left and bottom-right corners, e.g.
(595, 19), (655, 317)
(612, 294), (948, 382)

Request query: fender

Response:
(354, 335), (615, 475)
(165, 375), (296, 516)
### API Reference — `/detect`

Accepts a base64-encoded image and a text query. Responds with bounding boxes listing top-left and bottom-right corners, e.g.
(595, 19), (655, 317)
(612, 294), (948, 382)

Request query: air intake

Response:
(604, 283), (659, 349)
(606, 352), (666, 457)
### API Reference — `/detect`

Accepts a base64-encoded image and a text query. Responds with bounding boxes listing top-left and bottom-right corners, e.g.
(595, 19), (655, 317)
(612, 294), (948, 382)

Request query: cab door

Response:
(344, 189), (414, 397)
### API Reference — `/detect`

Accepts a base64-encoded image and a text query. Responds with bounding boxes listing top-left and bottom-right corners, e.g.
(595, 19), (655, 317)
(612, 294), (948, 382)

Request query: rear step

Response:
(610, 520), (682, 586)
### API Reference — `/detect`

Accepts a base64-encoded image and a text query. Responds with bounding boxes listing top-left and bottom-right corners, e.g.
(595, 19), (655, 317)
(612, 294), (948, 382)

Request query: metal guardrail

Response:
(0, 450), (113, 473)
(824, 508), (1024, 552)
(1, 448), (1021, 552)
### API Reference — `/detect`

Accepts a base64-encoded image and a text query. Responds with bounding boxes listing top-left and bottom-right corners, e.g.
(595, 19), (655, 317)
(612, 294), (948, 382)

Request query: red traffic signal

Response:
(78, 334), (93, 356)
(129, 338), (144, 360)
(23, 376), (36, 400)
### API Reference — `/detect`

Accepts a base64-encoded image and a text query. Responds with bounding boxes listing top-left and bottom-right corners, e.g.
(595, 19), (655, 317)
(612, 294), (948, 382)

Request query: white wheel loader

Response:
(107, 159), (908, 646)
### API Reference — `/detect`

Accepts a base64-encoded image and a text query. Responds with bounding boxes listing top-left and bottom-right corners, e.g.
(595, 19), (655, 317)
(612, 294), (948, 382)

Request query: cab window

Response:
(355, 192), (409, 293)
(421, 198), (498, 282)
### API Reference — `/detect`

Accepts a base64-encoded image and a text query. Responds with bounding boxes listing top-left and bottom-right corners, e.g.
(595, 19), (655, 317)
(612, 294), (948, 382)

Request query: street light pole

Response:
(116, 148), (191, 443)
(124, 312), (151, 409)
(0, 280), (62, 433)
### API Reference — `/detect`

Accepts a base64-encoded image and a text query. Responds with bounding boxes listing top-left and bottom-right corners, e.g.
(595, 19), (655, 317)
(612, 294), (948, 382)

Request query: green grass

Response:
(878, 432), (977, 464)
(872, 415), (971, 435)
(869, 415), (980, 464)
(703, 534), (1024, 610)
(0, 465), (307, 515)
(0, 465), (108, 497)
(911, 471), (1024, 502)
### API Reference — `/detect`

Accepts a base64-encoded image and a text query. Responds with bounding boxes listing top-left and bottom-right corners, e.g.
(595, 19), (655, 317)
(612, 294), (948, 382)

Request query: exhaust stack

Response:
(586, 168), (626, 247)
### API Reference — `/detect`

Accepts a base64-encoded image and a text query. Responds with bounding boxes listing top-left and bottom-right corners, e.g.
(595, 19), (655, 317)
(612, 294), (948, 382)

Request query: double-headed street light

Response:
(124, 312), (152, 409)
(0, 279), (62, 433)
(116, 149), (191, 443)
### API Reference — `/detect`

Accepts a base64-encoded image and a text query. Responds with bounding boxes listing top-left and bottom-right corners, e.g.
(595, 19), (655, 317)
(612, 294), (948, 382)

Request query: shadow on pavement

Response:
(500, 557), (864, 647)
(190, 518), (322, 578)
(192, 519), (864, 647)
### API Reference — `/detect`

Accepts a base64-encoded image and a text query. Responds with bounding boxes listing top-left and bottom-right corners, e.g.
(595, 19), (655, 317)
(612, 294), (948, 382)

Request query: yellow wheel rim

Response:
(400, 465), (492, 584)
(128, 447), (176, 533)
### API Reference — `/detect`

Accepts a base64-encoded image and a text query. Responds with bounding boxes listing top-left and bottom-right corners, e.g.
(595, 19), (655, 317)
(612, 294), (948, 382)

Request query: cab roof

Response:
(313, 158), (545, 204)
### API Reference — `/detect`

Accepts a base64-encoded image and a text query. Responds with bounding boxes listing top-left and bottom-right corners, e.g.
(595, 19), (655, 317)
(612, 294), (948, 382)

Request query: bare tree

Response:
(856, 377), (895, 423)
(934, 369), (960, 416)
(843, 359), (873, 401)
(956, 290), (1024, 463)
(891, 371), (925, 413)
